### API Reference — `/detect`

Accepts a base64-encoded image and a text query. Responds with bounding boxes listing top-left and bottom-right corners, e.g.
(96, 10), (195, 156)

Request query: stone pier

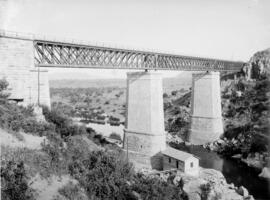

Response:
(188, 72), (223, 145)
(0, 36), (50, 108)
(123, 71), (166, 170)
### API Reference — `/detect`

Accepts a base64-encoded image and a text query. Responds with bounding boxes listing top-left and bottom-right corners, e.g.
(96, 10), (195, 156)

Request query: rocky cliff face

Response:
(243, 48), (270, 80)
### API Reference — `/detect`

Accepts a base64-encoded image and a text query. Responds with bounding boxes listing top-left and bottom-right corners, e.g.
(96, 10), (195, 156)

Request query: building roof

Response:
(162, 147), (197, 161)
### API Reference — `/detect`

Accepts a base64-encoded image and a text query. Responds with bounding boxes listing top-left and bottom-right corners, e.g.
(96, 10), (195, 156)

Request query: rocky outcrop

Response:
(176, 168), (253, 200)
(166, 133), (184, 144)
(141, 168), (253, 200)
(259, 167), (270, 179)
(242, 48), (270, 80)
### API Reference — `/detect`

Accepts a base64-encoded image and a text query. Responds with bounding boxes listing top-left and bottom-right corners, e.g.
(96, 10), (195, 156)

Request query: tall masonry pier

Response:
(0, 36), (50, 108)
(189, 72), (223, 144)
(123, 72), (166, 170)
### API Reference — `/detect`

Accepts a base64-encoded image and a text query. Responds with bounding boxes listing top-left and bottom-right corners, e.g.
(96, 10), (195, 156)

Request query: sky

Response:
(0, 0), (269, 79)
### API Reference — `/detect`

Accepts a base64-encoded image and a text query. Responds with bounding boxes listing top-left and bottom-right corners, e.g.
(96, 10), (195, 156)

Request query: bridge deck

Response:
(1, 30), (244, 71)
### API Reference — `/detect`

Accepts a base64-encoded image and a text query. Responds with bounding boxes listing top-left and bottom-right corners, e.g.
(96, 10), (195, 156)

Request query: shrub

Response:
(86, 127), (97, 138)
(163, 93), (168, 98)
(1, 160), (35, 200)
(171, 90), (177, 96)
(109, 116), (120, 122)
(0, 79), (55, 135)
(109, 132), (122, 141)
(42, 106), (70, 129)
(200, 183), (212, 200)
(68, 150), (135, 200)
(132, 173), (184, 200)
(42, 106), (88, 138)
(21, 118), (55, 136)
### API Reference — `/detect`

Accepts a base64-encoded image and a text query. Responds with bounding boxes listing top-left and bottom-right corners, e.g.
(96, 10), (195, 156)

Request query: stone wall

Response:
(0, 37), (50, 108)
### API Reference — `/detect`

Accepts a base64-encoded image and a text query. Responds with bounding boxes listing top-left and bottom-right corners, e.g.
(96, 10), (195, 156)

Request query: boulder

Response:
(199, 168), (226, 185)
(216, 139), (225, 145)
(228, 183), (235, 189)
(247, 48), (270, 80)
(259, 167), (270, 179)
(237, 186), (249, 197)
(182, 177), (206, 200)
(236, 91), (242, 97)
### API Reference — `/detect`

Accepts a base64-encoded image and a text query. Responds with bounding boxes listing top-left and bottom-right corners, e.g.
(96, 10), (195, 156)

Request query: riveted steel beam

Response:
(34, 40), (244, 71)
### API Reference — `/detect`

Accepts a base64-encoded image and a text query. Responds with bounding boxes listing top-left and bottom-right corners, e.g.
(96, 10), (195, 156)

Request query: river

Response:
(86, 122), (269, 199)
(170, 143), (270, 200)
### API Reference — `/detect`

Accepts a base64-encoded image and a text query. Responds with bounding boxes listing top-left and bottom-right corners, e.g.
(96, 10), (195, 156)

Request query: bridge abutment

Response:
(188, 72), (223, 145)
(123, 71), (166, 170)
(0, 37), (50, 108)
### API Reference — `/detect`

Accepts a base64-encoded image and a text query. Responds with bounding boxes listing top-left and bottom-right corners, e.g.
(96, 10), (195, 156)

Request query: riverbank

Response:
(170, 142), (270, 199)
(72, 118), (270, 199)
(204, 139), (270, 179)
(140, 167), (254, 200)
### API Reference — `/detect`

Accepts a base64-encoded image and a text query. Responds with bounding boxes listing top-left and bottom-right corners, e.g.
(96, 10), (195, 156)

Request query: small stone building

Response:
(162, 147), (199, 176)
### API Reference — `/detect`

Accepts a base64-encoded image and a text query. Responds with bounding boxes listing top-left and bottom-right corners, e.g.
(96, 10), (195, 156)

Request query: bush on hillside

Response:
(0, 79), (54, 135)
(21, 118), (55, 136)
(51, 102), (75, 117)
(109, 115), (120, 122)
(68, 150), (135, 200)
(166, 107), (190, 137)
(0, 103), (55, 136)
(1, 160), (35, 200)
(85, 127), (97, 138)
(132, 173), (185, 200)
(42, 106), (90, 138)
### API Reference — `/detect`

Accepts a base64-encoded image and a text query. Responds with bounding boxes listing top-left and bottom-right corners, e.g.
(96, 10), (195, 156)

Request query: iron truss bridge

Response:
(0, 29), (244, 71)
(34, 40), (244, 71)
